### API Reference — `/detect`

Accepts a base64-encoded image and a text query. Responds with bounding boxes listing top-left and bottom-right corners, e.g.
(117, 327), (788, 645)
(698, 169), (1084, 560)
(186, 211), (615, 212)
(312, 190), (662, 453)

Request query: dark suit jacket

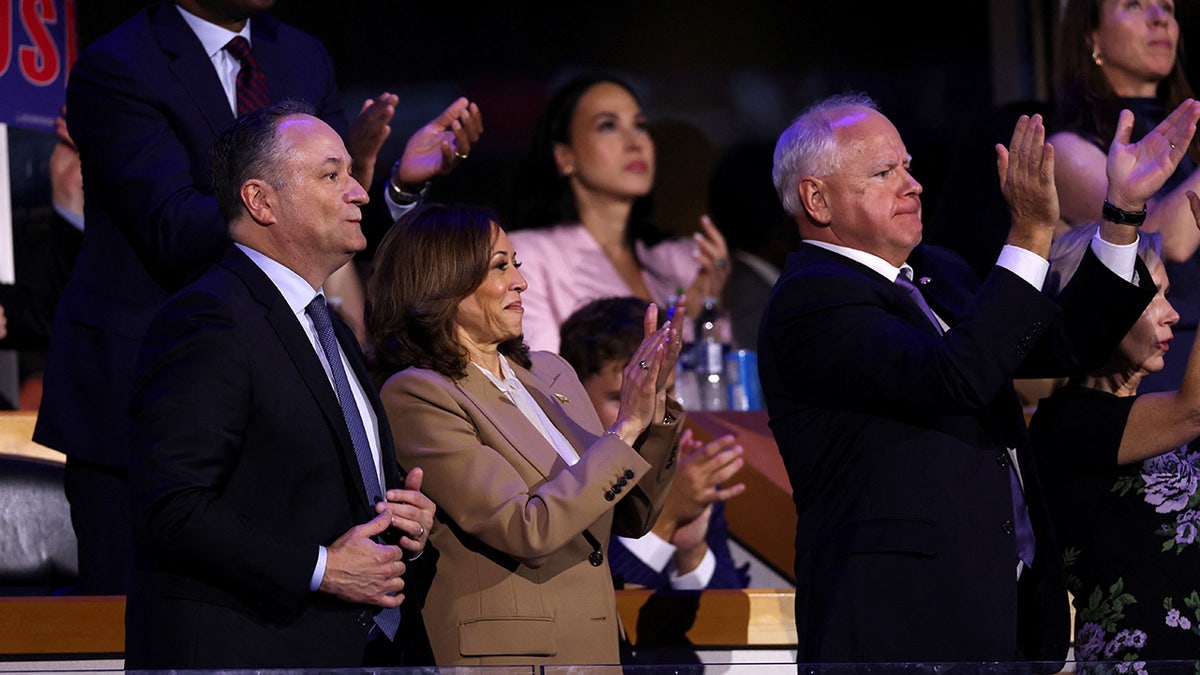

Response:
(36, 1), (348, 466)
(607, 501), (749, 590)
(125, 245), (429, 669)
(758, 242), (1154, 668)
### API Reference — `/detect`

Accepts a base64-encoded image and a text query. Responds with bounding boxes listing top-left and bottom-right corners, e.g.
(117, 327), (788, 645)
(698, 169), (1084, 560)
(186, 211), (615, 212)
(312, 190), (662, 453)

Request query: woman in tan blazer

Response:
(366, 203), (685, 666)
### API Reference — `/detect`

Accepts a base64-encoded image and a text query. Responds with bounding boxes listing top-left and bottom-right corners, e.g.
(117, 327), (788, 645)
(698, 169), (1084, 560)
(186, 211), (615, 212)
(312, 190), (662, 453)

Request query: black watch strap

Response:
(1101, 199), (1147, 226)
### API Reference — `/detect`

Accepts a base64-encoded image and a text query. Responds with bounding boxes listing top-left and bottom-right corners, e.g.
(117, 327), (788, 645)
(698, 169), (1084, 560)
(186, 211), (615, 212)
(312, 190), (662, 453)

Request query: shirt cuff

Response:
(1089, 229), (1140, 283)
(667, 548), (716, 590)
(385, 191), (419, 223)
(310, 545), (327, 592)
(997, 244), (1050, 290)
(53, 203), (85, 232)
(616, 531), (675, 572)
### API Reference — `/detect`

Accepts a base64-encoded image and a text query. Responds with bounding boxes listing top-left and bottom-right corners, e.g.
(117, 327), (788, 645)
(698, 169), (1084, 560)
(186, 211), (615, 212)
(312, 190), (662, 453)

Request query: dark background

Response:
(66, 2), (1001, 231)
(60, 1), (1200, 243)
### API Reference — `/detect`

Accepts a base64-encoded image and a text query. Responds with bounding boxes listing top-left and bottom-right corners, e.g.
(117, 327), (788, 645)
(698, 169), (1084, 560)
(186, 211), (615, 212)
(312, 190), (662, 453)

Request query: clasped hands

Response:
(607, 296), (687, 445)
(653, 429), (746, 574)
(319, 467), (435, 608)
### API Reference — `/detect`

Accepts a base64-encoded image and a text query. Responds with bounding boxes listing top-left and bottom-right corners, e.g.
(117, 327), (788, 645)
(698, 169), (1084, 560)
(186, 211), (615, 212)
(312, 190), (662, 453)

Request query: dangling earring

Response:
(1092, 47), (1104, 67)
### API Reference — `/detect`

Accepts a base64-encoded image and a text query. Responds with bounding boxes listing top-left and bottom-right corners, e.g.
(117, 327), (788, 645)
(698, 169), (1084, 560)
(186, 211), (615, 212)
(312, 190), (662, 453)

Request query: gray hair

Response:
(1045, 223), (1163, 295)
(772, 92), (879, 217)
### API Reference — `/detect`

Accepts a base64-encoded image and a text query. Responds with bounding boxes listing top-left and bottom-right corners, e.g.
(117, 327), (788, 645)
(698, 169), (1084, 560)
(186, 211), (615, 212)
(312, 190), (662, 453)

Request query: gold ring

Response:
(638, 360), (649, 370)
(453, 151), (469, 160)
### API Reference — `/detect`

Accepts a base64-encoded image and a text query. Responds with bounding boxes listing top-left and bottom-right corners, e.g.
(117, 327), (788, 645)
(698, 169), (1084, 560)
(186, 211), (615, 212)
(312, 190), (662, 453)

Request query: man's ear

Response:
(799, 177), (832, 226)
(241, 179), (276, 226)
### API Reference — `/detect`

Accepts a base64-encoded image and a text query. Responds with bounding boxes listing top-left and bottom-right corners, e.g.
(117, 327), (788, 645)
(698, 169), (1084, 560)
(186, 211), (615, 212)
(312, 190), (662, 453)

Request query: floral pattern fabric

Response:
(1029, 385), (1200, 670)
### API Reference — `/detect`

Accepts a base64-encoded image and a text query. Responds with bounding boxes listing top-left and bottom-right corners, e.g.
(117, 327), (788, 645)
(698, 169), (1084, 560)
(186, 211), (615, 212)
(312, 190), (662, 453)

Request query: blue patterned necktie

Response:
(895, 272), (1036, 568)
(305, 294), (400, 640)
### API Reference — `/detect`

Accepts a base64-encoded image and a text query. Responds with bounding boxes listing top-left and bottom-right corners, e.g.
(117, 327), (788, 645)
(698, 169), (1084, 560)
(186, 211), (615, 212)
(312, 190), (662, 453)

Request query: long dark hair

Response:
(366, 203), (531, 380)
(510, 71), (669, 248)
(1052, 0), (1200, 161)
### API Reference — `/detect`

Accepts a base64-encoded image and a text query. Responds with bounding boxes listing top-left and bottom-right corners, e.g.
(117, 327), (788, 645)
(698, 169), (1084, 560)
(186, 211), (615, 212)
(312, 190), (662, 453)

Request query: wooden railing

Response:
(0, 410), (799, 657)
(0, 590), (797, 657)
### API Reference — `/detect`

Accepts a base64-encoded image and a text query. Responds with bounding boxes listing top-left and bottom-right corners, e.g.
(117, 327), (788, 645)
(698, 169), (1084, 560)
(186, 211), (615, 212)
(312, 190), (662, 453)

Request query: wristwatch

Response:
(1101, 199), (1147, 226)
(387, 159), (429, 206)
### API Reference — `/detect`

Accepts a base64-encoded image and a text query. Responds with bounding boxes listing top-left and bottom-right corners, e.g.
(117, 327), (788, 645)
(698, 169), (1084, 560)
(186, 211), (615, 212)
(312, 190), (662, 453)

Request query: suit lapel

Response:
(220, 247), (373, 510)
(151, 5), (235, 137)
(514, 361), (596, 452)
(454, 367), (568, 480)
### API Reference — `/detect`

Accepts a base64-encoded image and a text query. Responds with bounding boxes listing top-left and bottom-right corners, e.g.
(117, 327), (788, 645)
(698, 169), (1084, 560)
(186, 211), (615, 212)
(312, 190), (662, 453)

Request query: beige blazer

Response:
(380, 351), (682, 666)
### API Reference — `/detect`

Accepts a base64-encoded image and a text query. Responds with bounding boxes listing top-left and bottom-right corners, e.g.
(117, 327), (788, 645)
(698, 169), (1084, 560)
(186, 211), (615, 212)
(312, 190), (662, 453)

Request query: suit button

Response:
(604, 490), (615, 502)
(356, 610), (373, 627)
(1001, 519), (1015, 535)
(624, 469), (635, 479)
(612, 484), (623, 494)
(616, 477), (628, 487)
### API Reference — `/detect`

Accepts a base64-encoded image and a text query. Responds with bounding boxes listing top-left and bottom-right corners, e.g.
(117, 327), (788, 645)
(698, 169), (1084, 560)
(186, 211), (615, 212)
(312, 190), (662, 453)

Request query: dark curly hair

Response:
(366, 203), (530, 380)
(558, 296), (655, 382)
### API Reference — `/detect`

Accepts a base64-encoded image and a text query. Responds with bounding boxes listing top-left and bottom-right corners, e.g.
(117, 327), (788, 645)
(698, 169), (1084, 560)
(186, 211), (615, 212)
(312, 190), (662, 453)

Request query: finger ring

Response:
(716, 258), (730, 271)
(453, 151), (469, 160)
(417, 524), (425, 539)
(638, 360), (649, 370)
(1172, 142), (1178, 150)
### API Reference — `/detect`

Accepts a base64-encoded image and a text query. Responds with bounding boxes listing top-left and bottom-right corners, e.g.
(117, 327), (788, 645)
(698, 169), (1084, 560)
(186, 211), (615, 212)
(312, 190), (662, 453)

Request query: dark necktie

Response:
(305, 294), (400, 640)
(894, 272), (943, 334)
(895, 272), (1036, 568)
(224, 36), (270, 116)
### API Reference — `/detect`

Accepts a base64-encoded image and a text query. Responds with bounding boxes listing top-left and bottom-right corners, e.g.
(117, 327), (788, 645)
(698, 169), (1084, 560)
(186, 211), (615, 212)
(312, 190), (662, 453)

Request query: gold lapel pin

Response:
(554, 393), (570, 404)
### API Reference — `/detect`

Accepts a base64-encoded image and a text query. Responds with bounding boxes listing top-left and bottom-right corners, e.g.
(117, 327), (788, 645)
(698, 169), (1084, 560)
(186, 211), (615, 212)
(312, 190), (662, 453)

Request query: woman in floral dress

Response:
(1030, 208), (1200, 669)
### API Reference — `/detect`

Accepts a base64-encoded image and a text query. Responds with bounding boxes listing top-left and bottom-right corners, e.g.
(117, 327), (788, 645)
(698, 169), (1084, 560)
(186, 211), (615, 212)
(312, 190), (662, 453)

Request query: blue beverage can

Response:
(725, 349), (763, 411)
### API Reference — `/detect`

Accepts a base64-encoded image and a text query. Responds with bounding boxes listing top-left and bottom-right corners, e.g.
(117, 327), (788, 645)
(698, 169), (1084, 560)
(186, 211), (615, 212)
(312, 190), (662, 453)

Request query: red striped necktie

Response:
(224, 36), (269, 116)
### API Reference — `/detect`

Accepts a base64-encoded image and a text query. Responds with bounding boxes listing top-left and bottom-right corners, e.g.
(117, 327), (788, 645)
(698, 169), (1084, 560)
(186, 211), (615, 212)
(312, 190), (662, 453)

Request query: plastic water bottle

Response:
(669, 289), (700, 409)
(694, 296), (729, 410)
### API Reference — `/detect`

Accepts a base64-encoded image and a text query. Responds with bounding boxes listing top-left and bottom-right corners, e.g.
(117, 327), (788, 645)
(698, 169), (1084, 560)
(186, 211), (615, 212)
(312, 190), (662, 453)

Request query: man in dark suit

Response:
(36, 0), (480, 594)
(126, 101), (436, 669)
(759, 93), (1200, 668)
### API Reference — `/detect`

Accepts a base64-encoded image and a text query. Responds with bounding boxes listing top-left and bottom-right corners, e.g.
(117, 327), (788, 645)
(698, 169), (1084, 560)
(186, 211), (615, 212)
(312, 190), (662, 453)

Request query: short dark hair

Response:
(210, 99), (315, 224)
(559, 296), (654, 382)
(366, 203), (531, 380)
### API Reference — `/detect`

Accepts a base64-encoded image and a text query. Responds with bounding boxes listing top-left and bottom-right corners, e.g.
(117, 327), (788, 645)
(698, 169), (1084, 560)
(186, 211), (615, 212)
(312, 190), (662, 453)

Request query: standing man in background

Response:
(37, 0), (481, 594)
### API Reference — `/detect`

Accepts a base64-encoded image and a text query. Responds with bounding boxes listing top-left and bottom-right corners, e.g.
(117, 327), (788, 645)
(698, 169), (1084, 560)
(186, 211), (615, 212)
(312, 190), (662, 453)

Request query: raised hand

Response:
(395, 97), (483, 185)
(345, 92), (398, 188)
(1106, 98), (1200, 211)
(685, 215), (731, 315)
(609, 310), (675, 443)
(996, 113), (1058, 240)
(654, 430), (745, 574)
